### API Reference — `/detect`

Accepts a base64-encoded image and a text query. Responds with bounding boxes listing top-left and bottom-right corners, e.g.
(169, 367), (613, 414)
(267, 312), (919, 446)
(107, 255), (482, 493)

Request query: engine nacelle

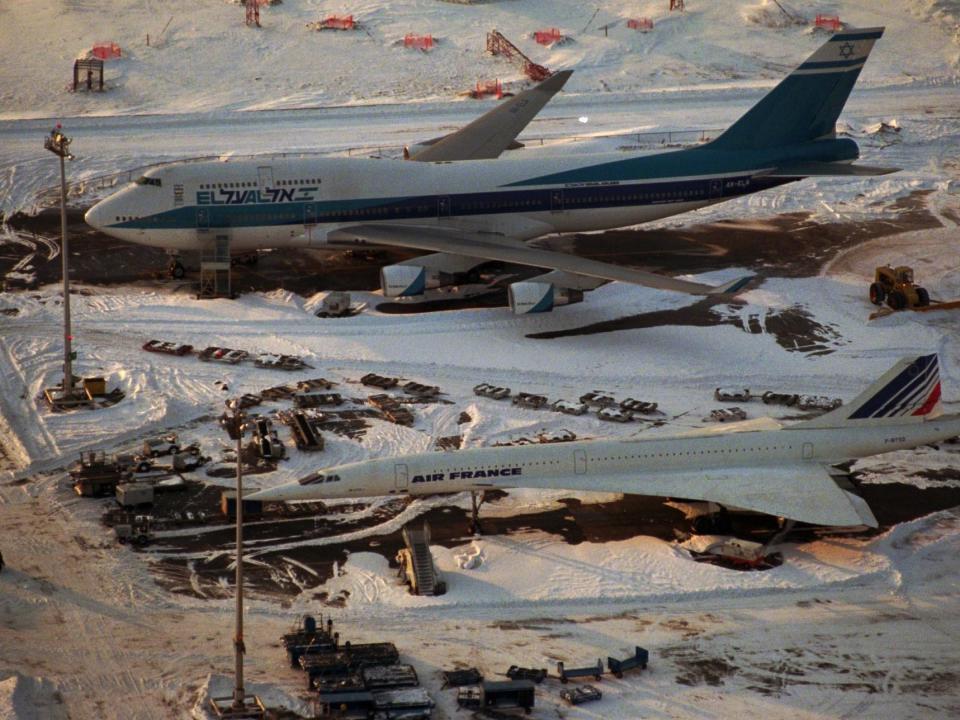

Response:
(380, 264), (447, 297)
(508, 281), (584, 314)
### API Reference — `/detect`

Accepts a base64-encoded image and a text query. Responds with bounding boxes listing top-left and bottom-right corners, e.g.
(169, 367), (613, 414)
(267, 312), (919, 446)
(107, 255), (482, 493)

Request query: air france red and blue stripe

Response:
(849, 355), (941, 420)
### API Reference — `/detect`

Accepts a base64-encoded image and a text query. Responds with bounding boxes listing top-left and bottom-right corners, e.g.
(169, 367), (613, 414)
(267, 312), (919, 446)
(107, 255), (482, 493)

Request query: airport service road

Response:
(0, 83), (952, 218)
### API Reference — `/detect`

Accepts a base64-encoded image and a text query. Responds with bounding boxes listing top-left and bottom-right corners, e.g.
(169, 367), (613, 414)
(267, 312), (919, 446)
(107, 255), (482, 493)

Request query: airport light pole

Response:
(231, 402), (247, 710)
(44, 125), (77, 398)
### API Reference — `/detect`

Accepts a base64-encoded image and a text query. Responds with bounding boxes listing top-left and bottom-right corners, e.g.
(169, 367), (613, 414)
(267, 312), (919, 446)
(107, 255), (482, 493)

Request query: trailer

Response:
(116, 482), (155, 508)
(287, 411), (324, 451)
(402, 381), (440, 398)
(71, 451), (130, 497)
(557, 659), (603, 683)
(607, 646), (649, 678)
(396, 523), (446, 596)
(361, 664), (419, 690)
(361, 373), (399, 389)
(282, 615), (339, 669)
(300, 643), (400, 683)
(506, 666), (547, 683)
(294, 392), (344, 409)
(480, 680), (535, 713)
(372, 687), (433, 719)
(315, 689), (375, 717)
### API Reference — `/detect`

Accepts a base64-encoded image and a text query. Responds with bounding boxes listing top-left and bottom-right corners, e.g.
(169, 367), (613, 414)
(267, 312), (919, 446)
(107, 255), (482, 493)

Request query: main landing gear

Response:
(168, 256), (186, 279)
(468, 490), (489, 536)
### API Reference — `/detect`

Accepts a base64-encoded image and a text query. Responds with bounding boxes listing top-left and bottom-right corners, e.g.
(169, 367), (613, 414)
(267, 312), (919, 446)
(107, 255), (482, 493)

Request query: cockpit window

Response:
(135, 176), (162, 187)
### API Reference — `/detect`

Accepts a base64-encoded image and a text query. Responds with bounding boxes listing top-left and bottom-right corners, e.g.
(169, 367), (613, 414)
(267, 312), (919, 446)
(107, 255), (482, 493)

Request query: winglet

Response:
(709, 275), (753, 296)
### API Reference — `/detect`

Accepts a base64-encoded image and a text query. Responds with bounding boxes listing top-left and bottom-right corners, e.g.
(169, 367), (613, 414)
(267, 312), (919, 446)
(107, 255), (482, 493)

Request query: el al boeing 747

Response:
(248, 355), (960, 528)
(86, 27), (896, 313)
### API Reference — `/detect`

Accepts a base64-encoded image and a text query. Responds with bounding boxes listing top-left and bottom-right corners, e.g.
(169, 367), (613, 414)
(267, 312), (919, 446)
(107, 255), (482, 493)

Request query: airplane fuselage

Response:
(84, 138), (858, 253)
(265, 414), (960, 503)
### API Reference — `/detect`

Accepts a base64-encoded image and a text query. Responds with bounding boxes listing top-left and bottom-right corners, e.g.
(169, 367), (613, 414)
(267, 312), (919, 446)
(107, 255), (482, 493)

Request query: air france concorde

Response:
(248, 356), (960, 528)
(85, 28), (896, 313)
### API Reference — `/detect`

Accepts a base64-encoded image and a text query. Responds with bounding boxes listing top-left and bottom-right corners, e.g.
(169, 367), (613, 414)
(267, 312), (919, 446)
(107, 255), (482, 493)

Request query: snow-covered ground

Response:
(2, 1), (960, 718)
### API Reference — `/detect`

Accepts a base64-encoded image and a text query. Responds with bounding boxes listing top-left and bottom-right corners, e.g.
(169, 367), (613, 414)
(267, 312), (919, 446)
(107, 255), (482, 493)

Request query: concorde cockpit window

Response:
(135, 176), (162, 187)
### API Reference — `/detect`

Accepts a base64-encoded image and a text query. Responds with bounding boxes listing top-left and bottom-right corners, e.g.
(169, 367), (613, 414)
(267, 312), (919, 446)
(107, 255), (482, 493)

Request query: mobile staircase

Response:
(398, 522), (446, 595)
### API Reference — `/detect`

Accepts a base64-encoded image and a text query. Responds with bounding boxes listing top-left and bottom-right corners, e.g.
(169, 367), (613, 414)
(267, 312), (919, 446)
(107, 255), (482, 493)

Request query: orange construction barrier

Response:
(472, 79), (502, 99)
(627, 18), (654, 31)
(404, 33), (434, 50)
(815, 14), (842, 32)
(321, 15), (354, 30)
(91, 42), (121, 60)
(534, 28), (562, 45)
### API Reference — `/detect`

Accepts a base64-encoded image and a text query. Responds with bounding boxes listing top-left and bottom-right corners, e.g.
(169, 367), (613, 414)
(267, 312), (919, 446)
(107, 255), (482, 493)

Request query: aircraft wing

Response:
(474, 463), (878, 527)
(409, 70), (573, 162)
(328, 223), (751, 296)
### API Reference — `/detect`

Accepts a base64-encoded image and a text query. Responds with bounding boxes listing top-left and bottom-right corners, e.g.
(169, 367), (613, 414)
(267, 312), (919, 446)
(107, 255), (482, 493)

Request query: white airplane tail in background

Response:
(799, 354), (942, 428)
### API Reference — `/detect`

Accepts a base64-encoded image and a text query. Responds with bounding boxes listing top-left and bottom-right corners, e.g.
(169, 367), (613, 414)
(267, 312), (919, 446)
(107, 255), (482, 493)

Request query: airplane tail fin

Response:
(798, 355), (942, 429)
(709, 27), (884, 152)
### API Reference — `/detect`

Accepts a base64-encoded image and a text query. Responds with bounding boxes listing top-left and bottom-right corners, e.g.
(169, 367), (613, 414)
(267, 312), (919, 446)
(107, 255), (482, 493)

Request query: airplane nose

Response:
(246, 484), (298, 502)
(84, 199), (107, 230)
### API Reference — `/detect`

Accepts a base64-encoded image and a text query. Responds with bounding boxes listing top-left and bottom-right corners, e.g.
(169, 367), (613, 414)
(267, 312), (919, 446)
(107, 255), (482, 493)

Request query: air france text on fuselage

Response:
(411, 467), (523, 484)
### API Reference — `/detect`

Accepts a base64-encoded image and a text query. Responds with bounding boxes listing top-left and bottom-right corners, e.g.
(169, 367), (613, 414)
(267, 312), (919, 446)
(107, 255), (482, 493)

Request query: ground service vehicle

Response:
(715, 387), (751, 402)
(869, 265), (929, 309)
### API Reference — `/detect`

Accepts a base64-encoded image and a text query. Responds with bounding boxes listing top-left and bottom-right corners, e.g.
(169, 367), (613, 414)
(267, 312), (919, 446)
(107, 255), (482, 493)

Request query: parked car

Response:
(473, 383), (510, 400)
(761, 390), (800, 406)
(512, 392), (548, 409)
(704, 407), (748, 423)
(598, 407), (633, 423)
(551, 399), (588, 416)
(143, 434), (180, 457)
(714, 387), (752, 402)
(796, 395), (842, 411)
(620, 398), (658, 414)
(580, 391), (617, 408)
(561, 685), (602, 705)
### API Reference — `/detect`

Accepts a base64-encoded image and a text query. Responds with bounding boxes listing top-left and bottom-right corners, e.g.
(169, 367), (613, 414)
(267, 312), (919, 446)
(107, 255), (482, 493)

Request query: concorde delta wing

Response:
(467, 463), (878, 528)
(328, 223), (752, 297)
(409, 70), (573, 162)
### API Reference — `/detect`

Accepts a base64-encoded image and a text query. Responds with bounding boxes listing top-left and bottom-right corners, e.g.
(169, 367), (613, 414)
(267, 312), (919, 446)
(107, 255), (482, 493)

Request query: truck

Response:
(114, 515), (154, 546)
(869, 265), (929, 310)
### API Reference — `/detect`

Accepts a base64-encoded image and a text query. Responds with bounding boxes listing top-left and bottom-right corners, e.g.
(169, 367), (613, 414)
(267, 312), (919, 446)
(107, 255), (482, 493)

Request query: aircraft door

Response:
(196, 207), (210, 230)
(437, 196), (451, 218)
(574, 450), (587, 475)
(550, 189), (564, 212)
(708, 179), (723, 198)
(802, 442), (814, 460)
(257, 166), (274, 190)
(304, 203), (316, 225)
(394, 463), (409, 491)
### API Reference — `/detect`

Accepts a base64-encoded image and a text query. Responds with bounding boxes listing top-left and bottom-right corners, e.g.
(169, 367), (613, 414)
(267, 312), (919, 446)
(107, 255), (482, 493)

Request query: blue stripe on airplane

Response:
(849, 355), (938, 420)
(828, 31), (883, 42)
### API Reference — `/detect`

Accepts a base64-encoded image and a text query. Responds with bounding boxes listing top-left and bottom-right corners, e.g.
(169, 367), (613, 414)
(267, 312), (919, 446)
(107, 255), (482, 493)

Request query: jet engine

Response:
(508, 281), (584, 314)
(380, 264), (450, 297)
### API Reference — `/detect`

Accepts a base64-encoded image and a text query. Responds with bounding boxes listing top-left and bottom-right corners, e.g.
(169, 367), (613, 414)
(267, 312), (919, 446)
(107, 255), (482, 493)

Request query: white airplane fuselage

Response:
(84, 147), (801, 254)
(257, 414), (960, 502)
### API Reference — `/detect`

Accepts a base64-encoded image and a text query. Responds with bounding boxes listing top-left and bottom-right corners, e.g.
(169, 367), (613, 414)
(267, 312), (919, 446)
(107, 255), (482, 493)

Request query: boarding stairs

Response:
(401, 522), (441, 595)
